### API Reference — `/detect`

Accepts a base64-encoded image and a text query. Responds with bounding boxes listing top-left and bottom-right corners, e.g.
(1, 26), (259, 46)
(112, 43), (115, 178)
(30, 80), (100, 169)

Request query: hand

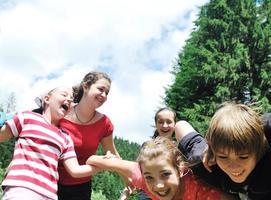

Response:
(104, 150), (120, 159)
(118, 185), (135, 200)
(202, 146), (216, 173)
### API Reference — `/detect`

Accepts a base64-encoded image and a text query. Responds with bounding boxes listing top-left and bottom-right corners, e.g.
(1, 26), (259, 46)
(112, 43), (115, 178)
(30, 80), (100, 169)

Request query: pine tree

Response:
(165, 0), (271, 133)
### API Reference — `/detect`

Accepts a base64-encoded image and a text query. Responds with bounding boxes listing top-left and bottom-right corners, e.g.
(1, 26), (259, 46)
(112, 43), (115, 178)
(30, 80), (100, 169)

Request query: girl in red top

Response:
(87, 137), (236, 200)
(57, 71), (120, 200)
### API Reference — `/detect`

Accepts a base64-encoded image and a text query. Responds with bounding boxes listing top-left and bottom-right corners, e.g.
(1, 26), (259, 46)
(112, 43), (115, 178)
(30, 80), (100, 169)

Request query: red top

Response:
(131, 163), (221, 200)
(58, 115), (113, 184)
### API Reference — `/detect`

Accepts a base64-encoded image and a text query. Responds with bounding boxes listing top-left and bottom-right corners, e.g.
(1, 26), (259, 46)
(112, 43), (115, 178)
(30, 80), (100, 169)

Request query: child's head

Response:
(34, 87), (73, 124)
(137, 137), (187, 200)
(206, 102), (269, 183)
(152, 107), (176, 139)
(73, 71), (111, 104)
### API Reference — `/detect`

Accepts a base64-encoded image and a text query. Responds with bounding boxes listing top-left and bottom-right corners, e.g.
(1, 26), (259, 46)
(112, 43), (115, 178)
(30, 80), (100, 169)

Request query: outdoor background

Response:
(1, 0), (270, 199)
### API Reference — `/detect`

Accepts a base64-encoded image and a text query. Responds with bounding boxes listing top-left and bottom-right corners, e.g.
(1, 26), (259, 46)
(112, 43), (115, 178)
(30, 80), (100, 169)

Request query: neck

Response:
(74, 105), (96, 124)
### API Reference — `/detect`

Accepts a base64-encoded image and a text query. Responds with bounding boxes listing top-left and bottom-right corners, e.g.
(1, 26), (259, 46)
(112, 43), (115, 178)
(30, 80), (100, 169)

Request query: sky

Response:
(0, 0), (209, 145)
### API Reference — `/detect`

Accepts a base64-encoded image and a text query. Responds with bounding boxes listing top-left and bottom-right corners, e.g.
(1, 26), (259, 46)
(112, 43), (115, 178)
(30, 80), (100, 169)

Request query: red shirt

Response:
(58, 115), (113, 184)
(131, 163), (221, 200)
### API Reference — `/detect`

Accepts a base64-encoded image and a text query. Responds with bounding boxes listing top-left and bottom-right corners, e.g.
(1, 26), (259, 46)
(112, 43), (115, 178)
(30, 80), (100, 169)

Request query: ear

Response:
(178, 164), (190, 178)
(43, 95), (50, 105)
(82, 83), (90, 92)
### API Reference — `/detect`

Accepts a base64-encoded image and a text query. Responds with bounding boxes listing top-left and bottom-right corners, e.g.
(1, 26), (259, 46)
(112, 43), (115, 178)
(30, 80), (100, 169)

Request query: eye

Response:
(144, 175), (154, 182)
(239, 155), (249, 160)
(161, 172), (171, 178)
(216, 155), (228, 160)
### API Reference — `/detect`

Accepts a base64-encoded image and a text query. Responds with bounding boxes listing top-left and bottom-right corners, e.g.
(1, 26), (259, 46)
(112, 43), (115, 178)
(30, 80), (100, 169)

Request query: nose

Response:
(154, 179), (165, 190)
(101, 91), (107, 98)
(227, 160), (240, 169)
(162, 122), (169, 128)
(66, 96), (73, 104)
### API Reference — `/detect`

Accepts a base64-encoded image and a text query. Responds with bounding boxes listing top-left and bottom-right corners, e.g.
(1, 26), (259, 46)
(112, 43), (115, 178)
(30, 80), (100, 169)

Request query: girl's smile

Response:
(141, 155), (182, 200)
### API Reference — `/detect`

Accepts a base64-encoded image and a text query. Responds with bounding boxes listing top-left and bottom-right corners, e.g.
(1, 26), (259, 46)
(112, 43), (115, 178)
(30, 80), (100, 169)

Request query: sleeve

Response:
(178, 131), (207, 162)
(104, 115), (114, 137)
(5, 112), (24, 138)
(60, 132), (77, 161)
(131, 163), (145, 189)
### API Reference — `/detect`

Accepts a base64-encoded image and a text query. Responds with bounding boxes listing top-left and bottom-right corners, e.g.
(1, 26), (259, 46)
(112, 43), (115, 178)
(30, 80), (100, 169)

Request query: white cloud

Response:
(0, 0), (209, 144)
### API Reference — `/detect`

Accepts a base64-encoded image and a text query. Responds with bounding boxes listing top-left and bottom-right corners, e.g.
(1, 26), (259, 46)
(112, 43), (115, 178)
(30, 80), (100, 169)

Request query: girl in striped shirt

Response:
(0, 87), (99, 200)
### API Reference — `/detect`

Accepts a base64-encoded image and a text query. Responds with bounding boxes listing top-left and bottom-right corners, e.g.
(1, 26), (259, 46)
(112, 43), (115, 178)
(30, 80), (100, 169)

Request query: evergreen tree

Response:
(165, 0), (271, 133)
(92, 137), (140, 200)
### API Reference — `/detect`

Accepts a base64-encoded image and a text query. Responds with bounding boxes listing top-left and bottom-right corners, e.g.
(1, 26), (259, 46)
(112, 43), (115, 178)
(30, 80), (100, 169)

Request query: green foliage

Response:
(0, 139), (15, 168)
(91, 190), (108, 200)
(91, 137), (140, 200)
(165, 0), (271, 134)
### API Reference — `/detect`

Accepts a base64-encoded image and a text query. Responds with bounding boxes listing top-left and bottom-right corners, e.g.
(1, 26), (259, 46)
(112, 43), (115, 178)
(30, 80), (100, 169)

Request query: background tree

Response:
(165, 0), (271, 133)
(5, 92), (16, 113)
(92, 137), (140, 200)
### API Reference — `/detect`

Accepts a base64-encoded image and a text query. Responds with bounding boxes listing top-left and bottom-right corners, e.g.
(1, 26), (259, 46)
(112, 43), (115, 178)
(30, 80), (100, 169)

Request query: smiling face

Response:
(141, 155), (182, 200)
(155, 109), (176, 139)
(84, 78), (111, 109)
(215, 149), (257, 183)
(45, 87), (73, 124)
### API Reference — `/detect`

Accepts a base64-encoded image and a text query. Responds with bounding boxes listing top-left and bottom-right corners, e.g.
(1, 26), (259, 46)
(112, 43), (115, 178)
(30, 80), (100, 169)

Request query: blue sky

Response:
(0, 0), (209, 144)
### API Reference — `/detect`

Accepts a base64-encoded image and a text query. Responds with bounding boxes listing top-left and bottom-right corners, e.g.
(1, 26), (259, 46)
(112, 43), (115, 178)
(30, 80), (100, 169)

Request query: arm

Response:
(175, 120), (215, 172)
(63, 157), (101, 178)
(86, 155), (137, 179)
(101, 134), (120, 157)
(175, 120), (197, 141)
(0, 124), (13, 142)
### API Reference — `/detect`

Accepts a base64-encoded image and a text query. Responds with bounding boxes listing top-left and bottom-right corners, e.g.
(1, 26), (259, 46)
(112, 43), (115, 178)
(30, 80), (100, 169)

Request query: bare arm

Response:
(0, 125), (13, 142)
(101, 134), (120, 157)
(63, 157), (101, 178)
(175, 120), (197, 142)
(86, 155), (136, 179)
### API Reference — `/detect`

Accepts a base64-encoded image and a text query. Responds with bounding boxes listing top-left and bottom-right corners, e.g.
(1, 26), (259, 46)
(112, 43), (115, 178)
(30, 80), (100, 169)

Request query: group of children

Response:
(0, 73), (271, 200)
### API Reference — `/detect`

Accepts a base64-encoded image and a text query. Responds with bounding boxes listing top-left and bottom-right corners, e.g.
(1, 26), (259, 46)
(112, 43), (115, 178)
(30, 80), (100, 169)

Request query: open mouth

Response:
(156, 188), (170, 197)
(61, 104), (69, 111)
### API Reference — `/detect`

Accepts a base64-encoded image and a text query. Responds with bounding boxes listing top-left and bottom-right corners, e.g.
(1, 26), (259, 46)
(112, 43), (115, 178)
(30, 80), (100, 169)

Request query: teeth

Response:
(231, 171), (242, 176)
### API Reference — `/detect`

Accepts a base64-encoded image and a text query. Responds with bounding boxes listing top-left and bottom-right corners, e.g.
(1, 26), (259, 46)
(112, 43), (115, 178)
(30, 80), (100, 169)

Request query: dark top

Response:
(178, 132), (271, 200)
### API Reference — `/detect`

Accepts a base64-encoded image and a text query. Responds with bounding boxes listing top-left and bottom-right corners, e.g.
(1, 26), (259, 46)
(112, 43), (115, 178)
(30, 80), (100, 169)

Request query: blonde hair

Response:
(137, 137), (187, 173)
(206, 102), (269, 161)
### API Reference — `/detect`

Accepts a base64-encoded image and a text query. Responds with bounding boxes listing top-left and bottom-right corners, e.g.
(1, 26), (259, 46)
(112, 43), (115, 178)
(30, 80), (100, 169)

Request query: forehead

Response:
(93, 78), (111, 87)
(216, 148), (251, 155)
(141, 156), (174, 173)
(52, 87), (72, 94)
(157, 110), (175, 119)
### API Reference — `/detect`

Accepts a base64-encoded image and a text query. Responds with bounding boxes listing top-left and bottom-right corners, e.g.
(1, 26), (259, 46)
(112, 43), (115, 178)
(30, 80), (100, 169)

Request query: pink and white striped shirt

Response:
(1, 111), (76, 200)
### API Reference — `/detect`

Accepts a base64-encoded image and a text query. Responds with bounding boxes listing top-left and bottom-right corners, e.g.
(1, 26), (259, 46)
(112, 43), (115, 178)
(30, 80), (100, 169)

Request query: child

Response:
(135, 107), (177, 200)
(0, 87), (98, 200)
(152, 107), (176, 139)
(87, 136), (236, 200)
(57, 71), (120, 200)
(177, 102), (271, 199)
